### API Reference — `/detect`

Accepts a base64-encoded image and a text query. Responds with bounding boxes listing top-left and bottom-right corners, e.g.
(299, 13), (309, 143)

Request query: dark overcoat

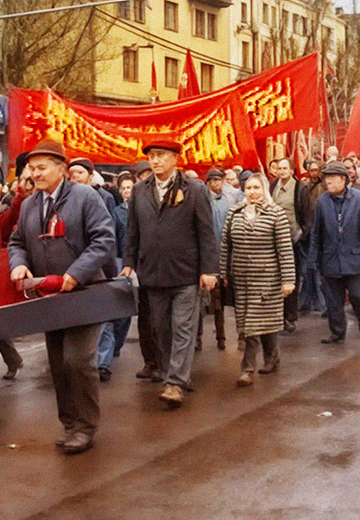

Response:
(307, 187), (360, 277)
(123, 172), (217, 287)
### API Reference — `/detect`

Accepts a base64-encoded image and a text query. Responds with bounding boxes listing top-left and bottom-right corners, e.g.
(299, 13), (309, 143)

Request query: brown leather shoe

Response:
(63, 432), (94, 454)
(236, 372), (254, 387)
(136, 363), (156, 379)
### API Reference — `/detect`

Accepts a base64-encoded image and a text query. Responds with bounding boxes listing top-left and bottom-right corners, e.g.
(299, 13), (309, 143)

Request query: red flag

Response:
(342, 86), (360, 156)
(178, 49), (200, 100)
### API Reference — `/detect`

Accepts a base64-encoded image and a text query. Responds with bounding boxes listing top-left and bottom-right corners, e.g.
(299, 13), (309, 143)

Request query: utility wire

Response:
(95, 7), (244, 71)
(0, 1), (123, 19)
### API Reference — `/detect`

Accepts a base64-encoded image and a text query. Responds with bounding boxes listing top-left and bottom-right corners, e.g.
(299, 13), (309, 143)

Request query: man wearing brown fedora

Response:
(8, 139), (116, 454)
(121, 139), (217, 407)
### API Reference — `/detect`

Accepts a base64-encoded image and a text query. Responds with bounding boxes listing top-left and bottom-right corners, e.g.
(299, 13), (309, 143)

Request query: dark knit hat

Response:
(27, 139), (67, 162)
(206, 168), (225, 182)
(323, 161), (349, 179)
(68, 158), (94, 174)
(142, 139), (181, 155)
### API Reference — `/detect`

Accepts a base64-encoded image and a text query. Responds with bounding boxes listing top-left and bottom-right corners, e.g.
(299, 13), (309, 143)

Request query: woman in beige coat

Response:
(220, 173), (295, 387)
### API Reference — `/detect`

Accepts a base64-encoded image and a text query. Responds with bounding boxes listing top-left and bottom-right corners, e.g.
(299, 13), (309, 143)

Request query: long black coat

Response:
(123, 172), (217, 288)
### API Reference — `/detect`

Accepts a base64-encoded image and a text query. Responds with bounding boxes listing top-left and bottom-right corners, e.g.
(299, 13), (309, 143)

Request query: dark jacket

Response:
(123, 171), (218, 288)
(270, 178), (311, 242)
(113, 202), (128, 258)
(307, 187), (360, 277)
(9, 179), (116, 285)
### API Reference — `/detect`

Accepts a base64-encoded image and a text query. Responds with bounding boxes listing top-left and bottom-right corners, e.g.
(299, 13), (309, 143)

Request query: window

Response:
(201, 63), (213, 93)
(293, 13), (299, 34)
(164, 1), (178, 31)
(282, 9), (289, 31)
(322, 25), (335, 50)
(242, 41), (250, 69)
(118, 0), (130, 19)
(165, 57), (179, 88)
(134, 0), (146, 22)
(123, 49), (138, 82)
(263, 3), (269, 25)
(208, 13), (217, 40)
(241, 2), (247, 24)
(271, 6), (276, 27)
(195, 9), (206, 38)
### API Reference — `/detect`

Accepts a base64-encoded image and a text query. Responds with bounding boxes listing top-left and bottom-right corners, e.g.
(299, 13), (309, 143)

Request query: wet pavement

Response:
(1, 308), (360, 520)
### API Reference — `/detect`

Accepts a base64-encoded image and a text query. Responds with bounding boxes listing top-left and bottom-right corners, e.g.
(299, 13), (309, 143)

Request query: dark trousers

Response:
(138, 286), (159, 368)
(0, 338), (23, 371)
(284, 241), (303, 323)
(322, 275), (360, 339)
(241, 333), (279, 372)
(45, 324), (101, 436)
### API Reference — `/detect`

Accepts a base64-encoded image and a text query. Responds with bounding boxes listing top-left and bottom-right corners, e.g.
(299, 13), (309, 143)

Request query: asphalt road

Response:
(1, 308), (360, 520)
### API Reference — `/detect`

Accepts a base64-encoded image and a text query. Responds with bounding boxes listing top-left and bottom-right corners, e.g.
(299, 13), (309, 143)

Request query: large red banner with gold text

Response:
(8, 53), (323, 170)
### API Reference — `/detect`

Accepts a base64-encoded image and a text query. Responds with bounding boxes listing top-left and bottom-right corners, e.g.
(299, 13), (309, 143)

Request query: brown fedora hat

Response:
(27, 139), (67, 162)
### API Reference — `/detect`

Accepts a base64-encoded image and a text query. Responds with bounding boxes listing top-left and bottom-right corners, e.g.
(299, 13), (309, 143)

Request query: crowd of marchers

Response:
(1, 139), (360, 455)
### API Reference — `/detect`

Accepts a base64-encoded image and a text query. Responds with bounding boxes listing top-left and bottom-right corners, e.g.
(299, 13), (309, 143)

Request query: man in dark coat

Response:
(121, 139), (217, 407)
(307, 162), (360, 344)
(8, 139), (116, 454)
(270, 157), (311, 332)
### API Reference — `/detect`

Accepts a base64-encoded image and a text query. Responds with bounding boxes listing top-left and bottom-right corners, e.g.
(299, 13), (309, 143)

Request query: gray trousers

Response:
(45, 324), (101, 436)
(241, 333), (279, 373)
(0, 338), (23, 371)
(147, 285), (200, 388)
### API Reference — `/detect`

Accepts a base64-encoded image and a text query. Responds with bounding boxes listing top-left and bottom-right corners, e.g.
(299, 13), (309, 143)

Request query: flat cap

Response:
(135, 160), (151, 176)
(142, 139), (181, 155)
(27, 139), (67, 162)
(323, 161), (349, 178)
(206, 168), (225, 181)
(68, 157), (94, 174)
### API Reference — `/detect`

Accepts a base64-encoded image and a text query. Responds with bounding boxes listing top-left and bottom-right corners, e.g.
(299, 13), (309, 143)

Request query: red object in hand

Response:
(35, 275), (64, 297)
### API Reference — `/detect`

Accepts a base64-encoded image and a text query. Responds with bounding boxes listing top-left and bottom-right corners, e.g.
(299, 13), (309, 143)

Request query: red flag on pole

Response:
(178, 49), (201, 100)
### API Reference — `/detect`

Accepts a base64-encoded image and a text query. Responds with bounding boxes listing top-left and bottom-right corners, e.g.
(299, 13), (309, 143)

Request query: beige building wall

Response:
(94, 0), (232, 104)
(229, 0), (346, 81)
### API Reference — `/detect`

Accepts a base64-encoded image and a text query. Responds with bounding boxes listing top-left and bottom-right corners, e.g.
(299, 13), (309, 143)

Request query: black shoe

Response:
(63, 432), (94, 454)
(3, 362), (24, 380)
(321, 335), (344, 344)
(217, 339), (226, 350)
(284, 320), (296, 333)
(258, 358), (280, 374)
(98, 367), (112, 382)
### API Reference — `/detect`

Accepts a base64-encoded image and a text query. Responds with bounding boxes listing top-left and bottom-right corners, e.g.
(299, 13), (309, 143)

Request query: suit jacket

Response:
(123, 171), (218, 287)
(270, 178), (311, 242)
(307, 187), (360, 277)
(8, 179), (116, 285)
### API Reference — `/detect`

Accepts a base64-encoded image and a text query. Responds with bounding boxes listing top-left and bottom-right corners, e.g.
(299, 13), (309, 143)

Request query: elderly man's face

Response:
(147, 149), (178, 181)
(325, 174), (347, 195)
(225, 171), (239, 188)
(207, 177), (223, 194)
(28, 155), (65, 194)
(343, 160), (357, 183)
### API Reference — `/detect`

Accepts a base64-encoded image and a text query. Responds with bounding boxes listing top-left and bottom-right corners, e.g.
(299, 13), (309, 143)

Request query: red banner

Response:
(342, 88), (360, 156)
(8, 86), (259, 171)
(0, 249), (25, 307)
(8, 53), (323, 171)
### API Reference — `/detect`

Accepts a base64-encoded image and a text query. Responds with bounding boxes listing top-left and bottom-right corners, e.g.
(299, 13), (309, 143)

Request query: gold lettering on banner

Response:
(182, 105), (240, 163)
(243, 77), (294, 131)
(33, 94), (240, 165)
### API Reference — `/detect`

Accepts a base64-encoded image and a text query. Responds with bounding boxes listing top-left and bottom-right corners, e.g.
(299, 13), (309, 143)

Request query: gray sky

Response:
(334, 0), (360, 13)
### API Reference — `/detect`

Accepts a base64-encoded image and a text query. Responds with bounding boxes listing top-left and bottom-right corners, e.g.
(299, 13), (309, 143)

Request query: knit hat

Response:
(68, 158), (94, 174)
(27, 139), (67, 162)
